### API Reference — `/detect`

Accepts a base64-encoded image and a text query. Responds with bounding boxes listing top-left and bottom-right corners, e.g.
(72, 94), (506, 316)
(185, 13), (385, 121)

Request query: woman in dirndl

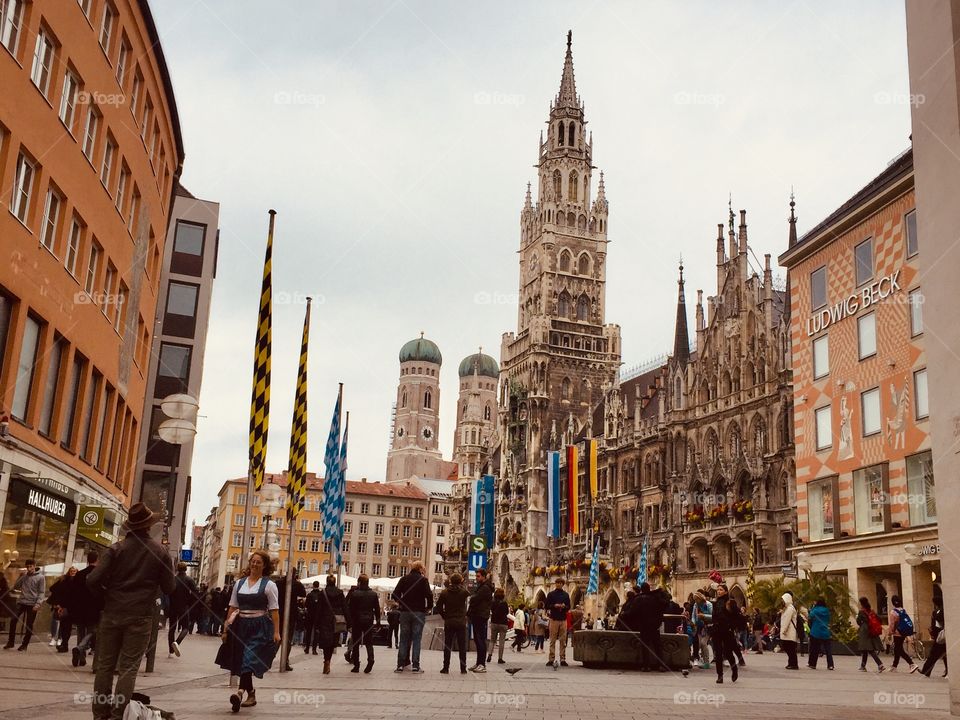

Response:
(216, 550), (280, 713)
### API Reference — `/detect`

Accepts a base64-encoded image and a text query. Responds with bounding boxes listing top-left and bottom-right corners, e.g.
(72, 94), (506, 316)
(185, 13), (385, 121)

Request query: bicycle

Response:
(505, 627), (531, 649)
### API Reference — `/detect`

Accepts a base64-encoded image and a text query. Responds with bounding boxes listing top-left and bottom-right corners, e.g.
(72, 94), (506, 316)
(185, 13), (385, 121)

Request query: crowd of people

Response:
(0, 521), (950, 718)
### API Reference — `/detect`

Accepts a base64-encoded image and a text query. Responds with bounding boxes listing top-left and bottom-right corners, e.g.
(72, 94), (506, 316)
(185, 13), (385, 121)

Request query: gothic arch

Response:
(568, 170), (578, 201)
(604, 589), (621, 617)
(577, 252), (591, 275)
(558, 249), (571, 272)
(424, 389), (432, 410)
(576, 293), (589, 321)
(568, 121), (575, 147)
(401, 389), (407, 407)
(567, 211), (575, 226)
(557, 121), (565, 146)
(553, 169), (562, 198)
(484, 403), (492, 421)
(561, 377), (571, 400)
(578, 214), (587, 231)
(726, 421), (742, 460)
(557, 290), (571, 318)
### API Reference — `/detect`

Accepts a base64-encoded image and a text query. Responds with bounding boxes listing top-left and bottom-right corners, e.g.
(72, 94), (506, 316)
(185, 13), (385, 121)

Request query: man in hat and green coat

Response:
(87, 502), (176, 720)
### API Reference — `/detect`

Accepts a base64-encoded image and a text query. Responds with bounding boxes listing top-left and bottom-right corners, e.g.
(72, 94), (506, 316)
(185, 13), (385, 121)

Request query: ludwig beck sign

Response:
(806, 270), (902, 337)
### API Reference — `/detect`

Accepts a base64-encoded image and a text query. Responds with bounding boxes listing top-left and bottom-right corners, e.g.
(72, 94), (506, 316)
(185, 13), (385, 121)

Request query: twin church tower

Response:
(385, 32), (619, 502)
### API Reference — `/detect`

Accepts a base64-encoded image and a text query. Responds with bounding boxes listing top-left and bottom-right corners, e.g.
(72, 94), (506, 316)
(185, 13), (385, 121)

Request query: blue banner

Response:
(547, 451), (561, 538)
(482, 474), (495, 549)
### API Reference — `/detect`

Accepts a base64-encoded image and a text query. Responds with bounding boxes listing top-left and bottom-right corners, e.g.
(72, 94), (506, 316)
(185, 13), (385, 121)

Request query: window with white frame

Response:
(861, 388), (881, 436)
(85, 243), (100, 294)
(377, 504), (385, 516)
(59, 70), (80, 130)
(30, 30), (54, 97)
(232, 532), (241, 546)
(298, 539), (307, 551)
(858, 312), (877, 360)
(815, 405), (832, 450)
(909, 289), (923, 336)
(82, 106), (99, 160)
(40, 188), (62, 252)
(1, 0), (24, 55)
(312, 520), (322, 532)
(360, 502), (369, 514)
(853, 464), (885, 534)
(299, 518), (307, 531)
(435, 542), (444, 555)
(310, 539), (320, 552)
(344, 521), (352, 533)
(342, 540), (350, 553)
(400, 546), (409, 557)
(812, 334), (829, 380)
(810, 266), (827, 310)
(388, 564), (396, 576)
(373, 543), (382, 554)
(374, 523), (383, 535)
(414, 526), (422, 539)
(358, 542), (366, 554)
(64, 217), (81, 275)
(372, 563), (381, 575)
(234, 513), (243, 526)
(413, 547), (421, 558)
(436, 524), (446, 537)
(99, 3), (115, 50)
(915, 369), (929, 419)
(359, 522), (368, 534)
(116, 40), (130, 85)
(402, 525), (410, 538)
(390, 525), (398, 537)
(10, 151), (35, 222)
(101, 138), (115, 186)
(344, 501), (354, 513)
(906, 210), (918, 257)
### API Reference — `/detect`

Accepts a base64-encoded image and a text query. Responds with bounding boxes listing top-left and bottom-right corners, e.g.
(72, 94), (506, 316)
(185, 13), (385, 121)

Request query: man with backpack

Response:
(887, 594), (920, 672)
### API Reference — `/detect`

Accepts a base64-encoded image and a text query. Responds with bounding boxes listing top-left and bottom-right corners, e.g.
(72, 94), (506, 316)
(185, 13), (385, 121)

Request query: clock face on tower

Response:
(422, 427), (433, 441)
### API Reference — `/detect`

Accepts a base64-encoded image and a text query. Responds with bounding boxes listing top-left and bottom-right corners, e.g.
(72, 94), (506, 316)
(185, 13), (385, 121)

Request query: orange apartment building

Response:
(779, 148), (939, 627)
(0, 0), (183, 575)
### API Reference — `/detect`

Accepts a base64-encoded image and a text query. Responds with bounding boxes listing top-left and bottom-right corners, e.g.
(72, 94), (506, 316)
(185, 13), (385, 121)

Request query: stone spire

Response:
(673, 259), (690, 366)
(556, 30), (579, 110)
(788, 190), (798, 247)
(524, 182), (533, 211)
(728, 196), (737, 260)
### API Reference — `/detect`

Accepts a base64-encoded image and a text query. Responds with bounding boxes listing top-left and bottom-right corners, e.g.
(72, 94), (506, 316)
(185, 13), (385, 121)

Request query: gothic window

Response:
(484, 404), (491, 421)
(471, 429), (477, 444)
(568, 122), (575, 147)
(424, 389), (432, 409)
(599, 219), (604, 232)
(567, 211), (575, 226)
(559, 250), (571, 272)
(674, 376), (682, 409)
(729, 424), (742, 459)
(583, 176), (588, 200)
(561, 377), (571, 400)
(558, 122), (565, 146)
(578, 253), (590, 275)
(461, 403), (467, 418)
(576, 294), (589, 321)
(562, 336), (570, 348)
(558, 292), (570, 317)
(401, 389), (407, 408)
(589, 217), (596, 232)
(578, 214), (587, 231)
(553, 169), (562, 199)
(569, 171), (578, 201)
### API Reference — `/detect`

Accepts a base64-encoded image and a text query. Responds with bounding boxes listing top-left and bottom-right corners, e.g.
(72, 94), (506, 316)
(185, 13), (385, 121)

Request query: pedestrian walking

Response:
(216, 550), (280, 713)
(86, 503), (176, 719)
(779, 592), (800, 670)
(436, 572), (470, 674)
(887, 594), (920, 673)
(303, 581), (322, 655)
(467, 568), (494, 672)
(545, 578), (571, 667)
(167, 562), (200, 658)
(751, 608), (764, 654)
(4, 559), (45, 651)
(511, 604), (527, 652)
(920, 597), (947, 678)
(488, 587), (509, 665)
(69, 552), (103, 668)
(710, 586), (739, 683)
(48, 566), (78, 652)
(386, 602), (400, 649)
(392, 563), (433, 673)
(346, 574), (380, 674)
(530, 601), (547, 652)
(692, 591), (713, 667)
(856, 597), (886, 672)
(807, 598), (834, 670)
(316, 575), (346, 674)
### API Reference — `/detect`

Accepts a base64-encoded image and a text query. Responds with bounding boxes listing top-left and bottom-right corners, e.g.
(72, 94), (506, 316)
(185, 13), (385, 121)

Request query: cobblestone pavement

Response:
(0, 634), (948, 719)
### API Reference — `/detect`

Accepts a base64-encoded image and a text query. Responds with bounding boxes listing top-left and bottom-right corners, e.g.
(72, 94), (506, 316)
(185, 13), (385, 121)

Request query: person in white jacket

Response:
(779, 592), (799, 670)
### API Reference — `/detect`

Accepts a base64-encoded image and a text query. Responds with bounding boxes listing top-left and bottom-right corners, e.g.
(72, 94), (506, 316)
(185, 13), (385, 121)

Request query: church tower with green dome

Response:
(385, 333), (447, 483)
(452, 350), (499, 480)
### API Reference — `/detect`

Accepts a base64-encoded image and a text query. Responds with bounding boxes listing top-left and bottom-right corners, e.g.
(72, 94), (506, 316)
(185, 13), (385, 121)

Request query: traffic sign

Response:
(468, 552), (487, 571)
(180, 548), (194, 562)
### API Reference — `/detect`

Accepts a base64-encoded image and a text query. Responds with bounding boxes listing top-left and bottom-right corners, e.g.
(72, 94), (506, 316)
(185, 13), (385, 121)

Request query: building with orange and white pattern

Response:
(779, 148), (939, 626)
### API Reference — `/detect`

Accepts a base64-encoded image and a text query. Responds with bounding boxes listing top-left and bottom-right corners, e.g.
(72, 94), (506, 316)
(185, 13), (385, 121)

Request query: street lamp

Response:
(157, 394), (198, 546)
(259, 483), (283, 552)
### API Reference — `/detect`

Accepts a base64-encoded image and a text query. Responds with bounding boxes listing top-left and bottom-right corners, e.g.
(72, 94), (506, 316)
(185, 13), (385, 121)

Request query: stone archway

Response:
(729, 585), (747, 609)
(603, 589), (621, 619)
(499, 553), (511, 588)
(571, 586), (584, 608)
(534, 589), (547, 610)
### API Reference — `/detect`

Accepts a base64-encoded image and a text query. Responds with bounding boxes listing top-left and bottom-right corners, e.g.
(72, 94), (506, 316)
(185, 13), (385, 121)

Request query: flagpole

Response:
(337, 409), (348, 589)
(241, 209), (276, 563)
(280, 297), (311, 673)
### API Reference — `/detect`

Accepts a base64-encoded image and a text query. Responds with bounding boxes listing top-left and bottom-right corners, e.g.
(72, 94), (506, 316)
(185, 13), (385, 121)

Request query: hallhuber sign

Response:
(806, 270), (902, 337)
(9, 478), (77, 523)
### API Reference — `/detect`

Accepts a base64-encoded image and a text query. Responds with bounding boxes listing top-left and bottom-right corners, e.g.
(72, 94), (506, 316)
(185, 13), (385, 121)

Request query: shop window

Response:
(807, 477), (836, 541)
(907, 450), (936, 526)
(853, 464), (886, 535)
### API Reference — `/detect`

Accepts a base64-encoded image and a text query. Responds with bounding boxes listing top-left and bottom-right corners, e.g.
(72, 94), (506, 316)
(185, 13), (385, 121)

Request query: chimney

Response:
(361, 477), (367, 483)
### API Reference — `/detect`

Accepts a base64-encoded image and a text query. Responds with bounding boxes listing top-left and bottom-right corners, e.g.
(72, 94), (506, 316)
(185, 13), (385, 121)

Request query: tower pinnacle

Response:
(556, 30), (579, 109)
(673, 259), (690, 366)
(788, 189), (798, 247)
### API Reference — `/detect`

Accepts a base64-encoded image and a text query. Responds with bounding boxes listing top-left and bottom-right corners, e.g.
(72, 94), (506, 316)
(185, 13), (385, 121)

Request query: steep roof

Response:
(345, 480), (428, 500)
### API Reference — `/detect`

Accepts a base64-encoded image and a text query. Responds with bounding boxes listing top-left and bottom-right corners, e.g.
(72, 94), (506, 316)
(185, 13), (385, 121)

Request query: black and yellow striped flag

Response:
(746, 533), (756, 603)
(286, 298), (311, 520)
(248, 211), (275, 491)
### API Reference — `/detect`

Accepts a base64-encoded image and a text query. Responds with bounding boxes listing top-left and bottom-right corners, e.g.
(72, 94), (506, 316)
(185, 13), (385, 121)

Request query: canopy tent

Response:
(368, 576), (443, 593)
(299, 572), (359, 589)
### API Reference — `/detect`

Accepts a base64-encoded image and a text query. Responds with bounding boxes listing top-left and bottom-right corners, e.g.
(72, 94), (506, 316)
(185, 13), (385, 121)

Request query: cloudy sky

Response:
(149, 0), (913, 533)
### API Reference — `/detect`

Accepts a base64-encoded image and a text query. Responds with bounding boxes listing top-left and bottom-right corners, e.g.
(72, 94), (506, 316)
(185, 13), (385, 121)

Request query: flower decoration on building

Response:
(733, 499), (753, 521)
(708, 504), (728, 521)
(685, 506), (705, 525)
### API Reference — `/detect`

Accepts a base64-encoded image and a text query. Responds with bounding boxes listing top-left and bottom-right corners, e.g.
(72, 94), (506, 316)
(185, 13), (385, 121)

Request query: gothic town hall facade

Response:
(487, 34), (796, 613)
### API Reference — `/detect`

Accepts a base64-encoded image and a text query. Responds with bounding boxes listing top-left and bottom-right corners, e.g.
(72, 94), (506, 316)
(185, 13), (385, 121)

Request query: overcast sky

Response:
(149, 0), (913, 535)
